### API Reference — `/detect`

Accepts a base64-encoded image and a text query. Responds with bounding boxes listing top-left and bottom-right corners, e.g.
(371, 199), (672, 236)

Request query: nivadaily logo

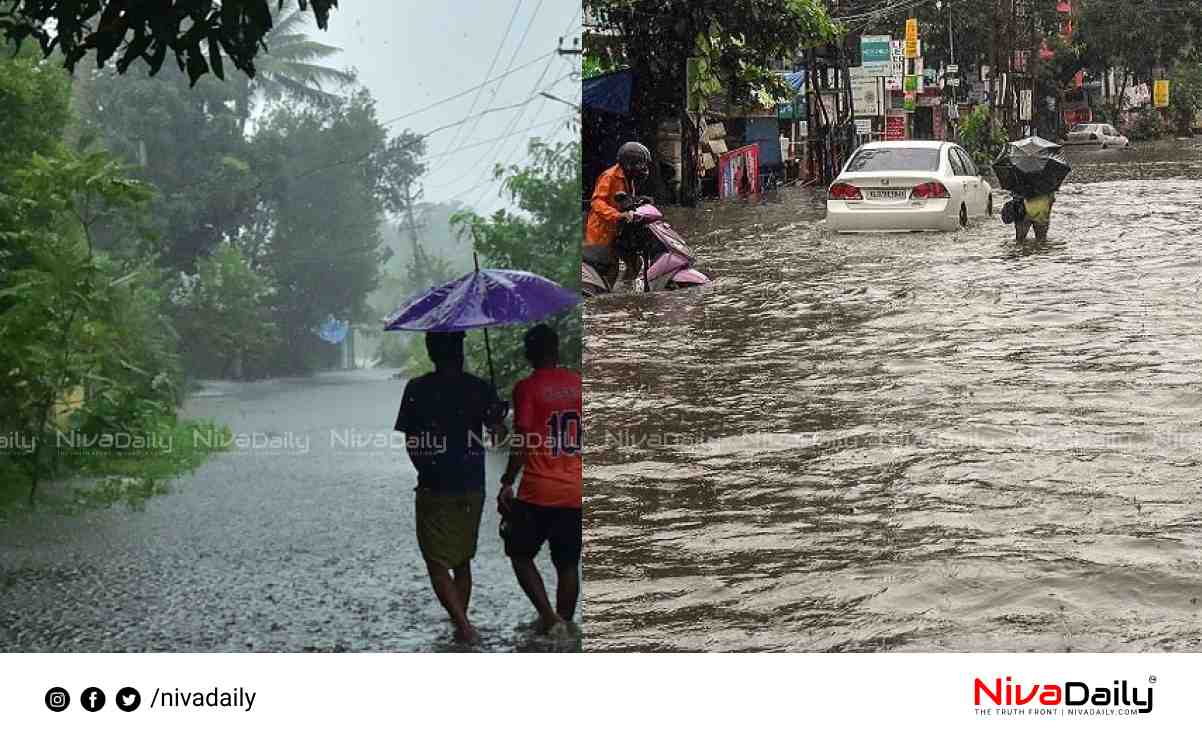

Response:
(974, 676), (1155, 716)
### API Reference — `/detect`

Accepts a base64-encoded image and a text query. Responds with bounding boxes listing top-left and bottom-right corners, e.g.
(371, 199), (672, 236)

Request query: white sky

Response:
(317, 0), (582, 214)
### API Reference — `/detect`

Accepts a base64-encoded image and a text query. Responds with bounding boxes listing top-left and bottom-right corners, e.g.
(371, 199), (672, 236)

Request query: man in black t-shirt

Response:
(395, 331), (504, 644)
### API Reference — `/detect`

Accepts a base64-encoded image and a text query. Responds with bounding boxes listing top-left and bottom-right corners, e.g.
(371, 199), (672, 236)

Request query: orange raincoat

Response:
(584, 164), (628, 250)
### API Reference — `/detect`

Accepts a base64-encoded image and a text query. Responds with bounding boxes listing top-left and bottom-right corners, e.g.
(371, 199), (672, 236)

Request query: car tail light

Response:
(828, 182), (862, 200)
(911, 181), (950, 199)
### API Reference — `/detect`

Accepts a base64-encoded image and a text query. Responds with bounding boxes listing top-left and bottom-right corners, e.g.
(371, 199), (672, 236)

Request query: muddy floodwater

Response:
(0, 369), (574, 652)
(584, 141), (1202, 651)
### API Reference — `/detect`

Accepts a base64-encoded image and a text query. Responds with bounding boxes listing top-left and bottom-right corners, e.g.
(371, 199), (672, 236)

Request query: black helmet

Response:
(617, 141), (651, 180)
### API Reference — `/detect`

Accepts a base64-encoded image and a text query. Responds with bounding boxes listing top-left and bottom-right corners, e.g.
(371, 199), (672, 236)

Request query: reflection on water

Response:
(583, 141), (1202, 651)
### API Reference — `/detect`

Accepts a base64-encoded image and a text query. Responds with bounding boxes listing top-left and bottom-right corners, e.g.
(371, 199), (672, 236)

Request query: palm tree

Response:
(234, 0), (357, 125)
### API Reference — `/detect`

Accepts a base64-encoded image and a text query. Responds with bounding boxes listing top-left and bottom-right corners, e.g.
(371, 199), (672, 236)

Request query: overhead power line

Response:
(421, 113), (576, 166)
(432, 0), (525, 161)
(376, 50), (555, 129)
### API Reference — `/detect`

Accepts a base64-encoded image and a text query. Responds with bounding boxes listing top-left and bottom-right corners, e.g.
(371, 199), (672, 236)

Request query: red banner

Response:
(718, 144), (760, 199)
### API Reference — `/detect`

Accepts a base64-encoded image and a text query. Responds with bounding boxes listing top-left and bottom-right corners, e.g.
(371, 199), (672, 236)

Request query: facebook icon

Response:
(81, 687), (106, 712)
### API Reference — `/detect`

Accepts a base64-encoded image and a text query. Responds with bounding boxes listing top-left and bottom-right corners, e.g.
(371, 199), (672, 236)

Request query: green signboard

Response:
(904, 75), (919, 93)
(777, 97), (807, 121)
(861, 35), (892, 76)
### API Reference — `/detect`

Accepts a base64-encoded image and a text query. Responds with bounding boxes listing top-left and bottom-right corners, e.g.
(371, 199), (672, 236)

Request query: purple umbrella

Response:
(383, 258), (579, 387)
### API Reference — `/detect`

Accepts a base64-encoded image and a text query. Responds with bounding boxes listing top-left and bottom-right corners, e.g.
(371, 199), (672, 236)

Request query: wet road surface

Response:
(1, 369), (575, 652)
(583, 140), (1202, 651)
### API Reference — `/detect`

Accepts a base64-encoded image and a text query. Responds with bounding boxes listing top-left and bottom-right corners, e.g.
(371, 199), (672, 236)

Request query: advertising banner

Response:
(1155, 79), (1170, 108)
(718, 144), (760, 199)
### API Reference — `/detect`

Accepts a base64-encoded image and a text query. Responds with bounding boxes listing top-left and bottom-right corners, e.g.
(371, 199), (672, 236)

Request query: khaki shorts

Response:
(415, 490), (485, 568)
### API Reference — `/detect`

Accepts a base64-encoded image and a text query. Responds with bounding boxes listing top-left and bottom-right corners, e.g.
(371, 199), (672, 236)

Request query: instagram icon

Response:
(44, 687), (70, 712)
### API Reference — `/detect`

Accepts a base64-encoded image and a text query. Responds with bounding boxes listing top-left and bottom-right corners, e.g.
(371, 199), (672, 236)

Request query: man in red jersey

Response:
(497, 324), (582, 635)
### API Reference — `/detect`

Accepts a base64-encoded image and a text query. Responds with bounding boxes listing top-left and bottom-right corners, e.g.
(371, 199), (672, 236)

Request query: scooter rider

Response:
(584, 142), (652, 288)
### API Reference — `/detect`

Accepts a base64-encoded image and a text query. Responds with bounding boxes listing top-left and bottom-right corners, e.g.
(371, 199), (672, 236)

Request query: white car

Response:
(826, 141), (994, 233)
(1066, 122), (1129, 148)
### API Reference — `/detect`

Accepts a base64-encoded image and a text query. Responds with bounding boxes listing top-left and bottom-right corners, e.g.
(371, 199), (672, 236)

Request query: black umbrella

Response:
(992, 136), (1072, 198)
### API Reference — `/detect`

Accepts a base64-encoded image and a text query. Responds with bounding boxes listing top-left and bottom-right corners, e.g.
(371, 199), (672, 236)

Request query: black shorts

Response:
(501, 500), (582, 567)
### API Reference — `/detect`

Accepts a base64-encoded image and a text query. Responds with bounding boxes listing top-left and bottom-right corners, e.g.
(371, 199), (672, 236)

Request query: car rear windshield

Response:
(846, 148), (940, 172)
(1071, 124), (1095, 132)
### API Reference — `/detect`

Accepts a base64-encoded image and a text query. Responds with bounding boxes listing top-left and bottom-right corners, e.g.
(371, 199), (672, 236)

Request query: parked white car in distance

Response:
(1066, 122), (1129, 148)
(826, 141), (994, 233)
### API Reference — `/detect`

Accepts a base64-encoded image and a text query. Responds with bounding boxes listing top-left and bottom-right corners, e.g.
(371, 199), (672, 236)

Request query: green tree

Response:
(230, 0), (356, 127)
(171, 242), (279, 378)
(0, 147), (155, 503)
(0, 0), (338, 83)
(1168, 60), (1202, 134)
(84, 61), (259, 271)
(248, 91), (426, 374)
(451, 138), (582, 392)
(0, 43), (71, 176)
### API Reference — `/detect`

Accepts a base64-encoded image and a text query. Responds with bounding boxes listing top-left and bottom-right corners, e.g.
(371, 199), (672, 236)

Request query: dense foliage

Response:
(959, 105), (1008, 173)
(0, 47), (196, 506)
(0, 0), (338, 83)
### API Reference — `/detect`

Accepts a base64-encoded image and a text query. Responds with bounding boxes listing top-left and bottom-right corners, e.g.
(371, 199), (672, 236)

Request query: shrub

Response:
(959, 105), (1008, 174)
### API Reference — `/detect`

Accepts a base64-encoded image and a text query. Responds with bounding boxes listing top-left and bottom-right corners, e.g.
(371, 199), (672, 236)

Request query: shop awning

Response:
(583, 69), (633, 116)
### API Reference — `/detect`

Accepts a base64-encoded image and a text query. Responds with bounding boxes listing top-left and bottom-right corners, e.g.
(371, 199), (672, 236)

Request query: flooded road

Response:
(583, 141), (1202, 651)
(0, 369), (573, 652)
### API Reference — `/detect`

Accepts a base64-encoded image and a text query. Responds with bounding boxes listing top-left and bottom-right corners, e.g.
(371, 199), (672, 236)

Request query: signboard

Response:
(904, 75), (918, 93)
(777, 97), (806, 120)
(1155, 79), (1170, 108)
(861, 35), (892, 76)
(890, 41), (905, 75)
(717, 144), (761, 199)
(855, 118), (873, 134)
(1019, 89), (1033, 121)
(1125, 83), (1151, 108)
(885, 113), (907, 141)
(905, 18), (918, 43)
(947, 64), (959, 74)
(905, 38), (919, 59)
(886, 40), (905, 90)
(849, 67), (882, 116)
(903, 92), (916, 112)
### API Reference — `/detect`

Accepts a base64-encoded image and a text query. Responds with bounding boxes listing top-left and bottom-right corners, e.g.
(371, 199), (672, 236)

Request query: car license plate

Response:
(867, 189), (907, 201)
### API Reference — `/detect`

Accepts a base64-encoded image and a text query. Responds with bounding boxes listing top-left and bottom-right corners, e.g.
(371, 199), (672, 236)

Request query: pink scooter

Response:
(582, 195), (711, 297)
